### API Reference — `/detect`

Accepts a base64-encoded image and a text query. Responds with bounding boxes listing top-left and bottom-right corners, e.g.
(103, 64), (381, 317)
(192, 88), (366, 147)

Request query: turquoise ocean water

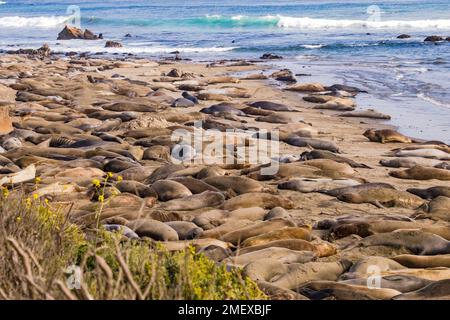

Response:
(1, 0), (449, 141)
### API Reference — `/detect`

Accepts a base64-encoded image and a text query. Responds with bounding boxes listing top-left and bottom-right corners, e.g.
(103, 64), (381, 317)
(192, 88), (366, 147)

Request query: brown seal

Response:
(363, 129), (412, 143)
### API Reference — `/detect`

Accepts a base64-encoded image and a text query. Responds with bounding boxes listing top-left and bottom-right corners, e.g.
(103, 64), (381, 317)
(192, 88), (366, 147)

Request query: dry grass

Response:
(0, 192), (266, 300)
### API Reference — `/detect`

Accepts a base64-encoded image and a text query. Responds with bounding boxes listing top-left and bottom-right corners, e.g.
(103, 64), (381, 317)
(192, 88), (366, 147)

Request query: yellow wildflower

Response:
(98, 195), (105, 202)
(35, 177), (42, 184)
(92, 179), (101, 188)
(16, 216), (22, 222)
(33, 194), (39, 200)
(117, 175), (123, 182)
(107, 172), (114, 178)
(2, 187), (9, 197)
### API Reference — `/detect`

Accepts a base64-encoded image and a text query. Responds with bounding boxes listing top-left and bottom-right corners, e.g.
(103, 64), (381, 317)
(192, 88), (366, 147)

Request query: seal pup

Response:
(363, 129), (413, 143)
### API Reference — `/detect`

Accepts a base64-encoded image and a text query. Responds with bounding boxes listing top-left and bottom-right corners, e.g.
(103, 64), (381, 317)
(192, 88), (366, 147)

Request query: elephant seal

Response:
(256, 113), (293, 124)
(219, 219), (296, 245)
(103, 224), (140, 240)
(126, 218), (179, 241)
(241, 227), (312, 247)
(391, 148), (450, 160)
(363, 129), (412, 143)
(286, 135), (340, 153)
(241, 106), (274, 116)
(169, 176), (221, 194)
(151, 179), (193, 201)
(301, 150), (371, 169)
(199, 219), (254, 237)
(299, 281), (402, 300)
(171, 97), (195, 108)
(407, 186), (450, 200)
(416, 196), (450, 221)
(200, 103), (245, 116)
(264, 207), (291, 220)
(343, 256), (405, 279)
(223, 247), (316, 266)
(165, 221), (203, 240)
(159, 191), (225, 211)
(238, 239), (336, 257)
(389, 165), (450, 181)
(115, 180), (157, 198)
(203, 176), (271, 195)
(393, 279), (450, 300)
(340, 275), (432, 294)
(320, 183), (396, 197)
(338, 109), (391, 120)
(247, 101), (293, 112)
(337, 188), (425, 209)
(380, 157), (444, 168)
(271, 260), (351, 290)
(144, 164), (185, 184)
(182, 91), (199, 104)
(279, 178), (360, 193)
(221, 193), (294, 210)
(349, 230), (450, 255)
(142, 145), (171, 161)
(392, 254), (450, 268)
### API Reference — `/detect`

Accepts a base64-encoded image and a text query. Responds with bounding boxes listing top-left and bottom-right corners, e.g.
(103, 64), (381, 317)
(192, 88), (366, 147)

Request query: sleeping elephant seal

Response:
(363, 129), (412, 143)
(340, 275), (432, 294)
(247, 101), (293, 112)
(203, 176), (271, 195)
(286, 135), (341, 153)
(407, 186), (450, 200)
(349, 230), (450, 255)
(115, 180), (157, 198)
(221, 193), (294, 210)
(237, 239), (337, 257)
(219, 219), (296, 245)
(380, 157), (444, 169)
(241, 227), (312, 247)
(126, 218), (179, 241)
(151, 179), (192, 201)
(222, 247), (316, 266)
(165, 221), (203, 240)
(271, 260), (352, 290)
(390, 166), (450, 181)
(337, 188), (425, 209)
(299, 281), (402, 300)
(158, 191), (225, 211)
(392, 254), (450, 268)
(320, 182), (395, 197)
(301, 150), (371, 169)
(392, 279), (450, 300)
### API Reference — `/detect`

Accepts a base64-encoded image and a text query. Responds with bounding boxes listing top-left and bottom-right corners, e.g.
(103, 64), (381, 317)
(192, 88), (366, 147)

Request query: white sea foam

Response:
(276, 16), (450, 29)
(0, 15), (71, 28)
(301, 44), (325, 49)
(417, 93), (450, 108)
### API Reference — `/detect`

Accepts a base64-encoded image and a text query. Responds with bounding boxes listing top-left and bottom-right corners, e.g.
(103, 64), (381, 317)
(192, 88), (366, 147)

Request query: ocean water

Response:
(1, 0), (449, 141)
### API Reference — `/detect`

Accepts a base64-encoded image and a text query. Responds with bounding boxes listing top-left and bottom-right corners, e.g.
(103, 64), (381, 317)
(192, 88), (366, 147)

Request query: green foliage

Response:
(0, 192), (266, 300)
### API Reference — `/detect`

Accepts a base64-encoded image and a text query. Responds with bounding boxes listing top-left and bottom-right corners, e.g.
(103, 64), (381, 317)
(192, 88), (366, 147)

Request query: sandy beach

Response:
(1, 48), (450, 300)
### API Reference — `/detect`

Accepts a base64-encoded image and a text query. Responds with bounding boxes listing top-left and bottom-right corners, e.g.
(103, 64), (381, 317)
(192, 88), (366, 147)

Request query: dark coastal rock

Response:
(446, 37), (450, 42)
(57, 25), (100, 40)
(260, 53), (283, 60)
(6, 44), (51, 57)
(270, 69), (297, 83)
(124, 33), (132, 37)
(105, 41), (123, 48)
(397, 34), (411, 39)
(424, 36), (444, 42)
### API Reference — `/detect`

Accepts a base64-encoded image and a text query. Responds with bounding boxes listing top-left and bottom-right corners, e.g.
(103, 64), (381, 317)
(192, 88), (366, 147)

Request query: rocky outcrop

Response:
(424, 36), (444, 42)
(397, 34), (411, 39)
(105, 41), (123, 48)
(57, 25), (100, 40)
(260, 53), (283, 60)
(6, 44), (51, 57)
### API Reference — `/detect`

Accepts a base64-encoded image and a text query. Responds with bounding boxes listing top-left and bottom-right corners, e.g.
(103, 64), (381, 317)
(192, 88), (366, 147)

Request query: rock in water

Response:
(105, 41), (123, 48)
(57, 25), (99, 40)
(424, 36), (444, 42)
(397, 34), (411, 39)
(260, 53), (283, 60)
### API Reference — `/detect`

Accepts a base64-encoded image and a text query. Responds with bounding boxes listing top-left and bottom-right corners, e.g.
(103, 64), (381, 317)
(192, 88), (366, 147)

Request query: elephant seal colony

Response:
(1, 51), (450, 300)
